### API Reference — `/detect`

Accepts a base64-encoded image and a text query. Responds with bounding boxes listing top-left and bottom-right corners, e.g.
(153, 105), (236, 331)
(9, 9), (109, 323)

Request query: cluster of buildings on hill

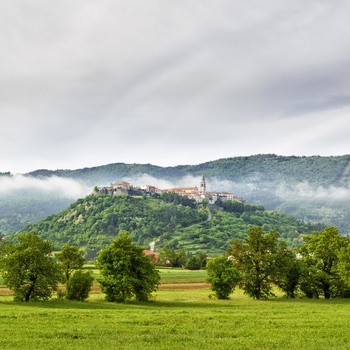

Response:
(94, 175), (243, 204)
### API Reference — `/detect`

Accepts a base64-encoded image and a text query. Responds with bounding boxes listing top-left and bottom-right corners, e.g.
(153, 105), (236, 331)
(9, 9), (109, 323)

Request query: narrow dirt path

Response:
(207, 207), (212, 221)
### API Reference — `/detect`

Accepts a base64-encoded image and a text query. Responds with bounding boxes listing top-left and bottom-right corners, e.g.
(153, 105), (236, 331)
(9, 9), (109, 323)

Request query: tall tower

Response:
(200, 175), (206, 194)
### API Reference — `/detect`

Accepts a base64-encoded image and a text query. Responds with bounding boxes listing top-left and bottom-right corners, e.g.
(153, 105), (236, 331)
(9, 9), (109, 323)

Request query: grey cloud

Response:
(1, 1), (350, 172)
(284, 94), (350, 118)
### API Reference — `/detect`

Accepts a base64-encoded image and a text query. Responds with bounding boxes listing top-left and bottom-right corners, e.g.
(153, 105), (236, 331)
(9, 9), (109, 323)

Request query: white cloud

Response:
(121, 173), (239, 193)
(276, 181), (350, 202)
(0, 175), (90, 198)
(122, 174), (201, 190)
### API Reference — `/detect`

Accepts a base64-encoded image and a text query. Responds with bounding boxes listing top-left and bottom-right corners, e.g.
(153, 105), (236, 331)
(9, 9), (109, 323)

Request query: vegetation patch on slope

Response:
(7, 194), (323, 256)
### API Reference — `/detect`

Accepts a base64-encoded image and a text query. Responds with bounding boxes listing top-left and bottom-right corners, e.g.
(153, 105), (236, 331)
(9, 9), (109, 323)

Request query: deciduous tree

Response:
(186, 251), (208, 270)
(65, 270), (94, 301)
(56, 244), (85, 284)
(96, 232), (160, 302)
(298, 226), (348, 299)
(228, 226), (290, 299)
(159, 247), (187, 267)
(206, 256), (241, 299)
(274, 251), (302, 298)
(0, 233), (61, 302)
(56, 244), (92, 301)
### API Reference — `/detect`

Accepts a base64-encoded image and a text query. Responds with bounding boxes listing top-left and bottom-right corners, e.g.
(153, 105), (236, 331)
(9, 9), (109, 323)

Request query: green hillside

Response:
(7, 194), (323, 258)
(25, 154), (350, 234)
(2, 154), (350, 235)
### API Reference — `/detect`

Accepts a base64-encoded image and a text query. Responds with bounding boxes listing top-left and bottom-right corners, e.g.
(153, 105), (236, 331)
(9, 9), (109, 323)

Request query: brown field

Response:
(160, 277), (206, 284)
(0, 287), (12, 295)
(0, 271), (209, 295)
(160, 283), (209, 289)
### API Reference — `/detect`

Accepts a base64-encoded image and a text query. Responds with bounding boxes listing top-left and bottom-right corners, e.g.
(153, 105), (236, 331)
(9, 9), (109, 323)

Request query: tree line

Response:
(0, 234), (94, 301)
(207, 226), (350, 300)
(0, 232), (159, 303)
(2, 225), (350, 303)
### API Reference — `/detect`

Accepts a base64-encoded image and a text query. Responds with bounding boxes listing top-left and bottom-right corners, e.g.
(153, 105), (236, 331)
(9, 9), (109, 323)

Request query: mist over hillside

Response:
(1, 154), (350, 235)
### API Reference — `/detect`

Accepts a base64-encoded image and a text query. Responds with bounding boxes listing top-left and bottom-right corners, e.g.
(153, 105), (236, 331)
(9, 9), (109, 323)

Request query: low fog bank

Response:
(121, 174), (350, 233)
(276, 181), (350, 202)
(122, 174), (238, 193)
(119, 173), (350, 203)
(0, 175), (91, 199)
(0, 175), (91, 235)
(2, 172), (350, 234)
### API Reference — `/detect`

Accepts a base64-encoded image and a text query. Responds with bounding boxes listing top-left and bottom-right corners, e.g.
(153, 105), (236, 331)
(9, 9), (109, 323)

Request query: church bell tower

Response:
(200, 175), (206, 194)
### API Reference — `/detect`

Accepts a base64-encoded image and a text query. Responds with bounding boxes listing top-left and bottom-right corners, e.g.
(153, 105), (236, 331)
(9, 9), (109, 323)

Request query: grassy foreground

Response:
(1, 269), (350, 349)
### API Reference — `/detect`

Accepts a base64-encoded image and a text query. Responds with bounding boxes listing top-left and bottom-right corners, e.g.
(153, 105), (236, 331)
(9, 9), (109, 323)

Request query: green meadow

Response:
(1, 268), (350, 350)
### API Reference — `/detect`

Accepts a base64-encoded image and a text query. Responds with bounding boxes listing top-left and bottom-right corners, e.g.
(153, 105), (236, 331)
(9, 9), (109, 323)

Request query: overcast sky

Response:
(1, 0), (350, 173)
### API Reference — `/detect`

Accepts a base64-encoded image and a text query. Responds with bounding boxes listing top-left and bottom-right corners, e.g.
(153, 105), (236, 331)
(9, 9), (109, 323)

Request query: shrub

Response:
(66, 270), (94, 301)
(206, 256), (240, 299)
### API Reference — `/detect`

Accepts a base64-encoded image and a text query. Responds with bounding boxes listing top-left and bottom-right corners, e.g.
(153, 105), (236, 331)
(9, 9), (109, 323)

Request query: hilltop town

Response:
(93, 175), (243, 204)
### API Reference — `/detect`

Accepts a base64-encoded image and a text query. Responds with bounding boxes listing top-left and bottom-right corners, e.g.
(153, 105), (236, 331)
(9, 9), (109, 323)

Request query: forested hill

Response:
(2, 154), (350, 235)
(6, 194), (323, 258)
(22, 154), (350, 234)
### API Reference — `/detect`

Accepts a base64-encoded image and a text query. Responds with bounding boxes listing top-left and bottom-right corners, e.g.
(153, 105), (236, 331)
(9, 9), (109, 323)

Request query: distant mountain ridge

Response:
(26, 154), (350, 187)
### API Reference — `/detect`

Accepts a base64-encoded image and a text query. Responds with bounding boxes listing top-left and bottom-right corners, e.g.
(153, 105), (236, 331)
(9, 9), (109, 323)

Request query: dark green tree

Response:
(66, 270), (94, 301)
(159, 248), (187, 267)
(96, 232), (160, 302)
(0, 233), (61, 302)
(56, 244), (85, 283)
(298, 259), (321, 299)
(206, 256), (241, 299)
(274, 252), (302, 298)
(298, 226), (348, 299)
(338, 243), (350, 286)
(56, 244), (93, 300)
(228, 226), (290, 299)
(219, 200), (245, 213)
(186, 251), (208, 270)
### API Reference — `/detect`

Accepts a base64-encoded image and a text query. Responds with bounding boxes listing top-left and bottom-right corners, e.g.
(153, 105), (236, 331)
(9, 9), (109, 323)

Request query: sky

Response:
(1, 0), (350, 174)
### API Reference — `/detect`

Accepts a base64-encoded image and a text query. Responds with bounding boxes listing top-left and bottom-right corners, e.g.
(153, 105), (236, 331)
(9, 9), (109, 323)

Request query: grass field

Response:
(1, 268), (350, 349)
